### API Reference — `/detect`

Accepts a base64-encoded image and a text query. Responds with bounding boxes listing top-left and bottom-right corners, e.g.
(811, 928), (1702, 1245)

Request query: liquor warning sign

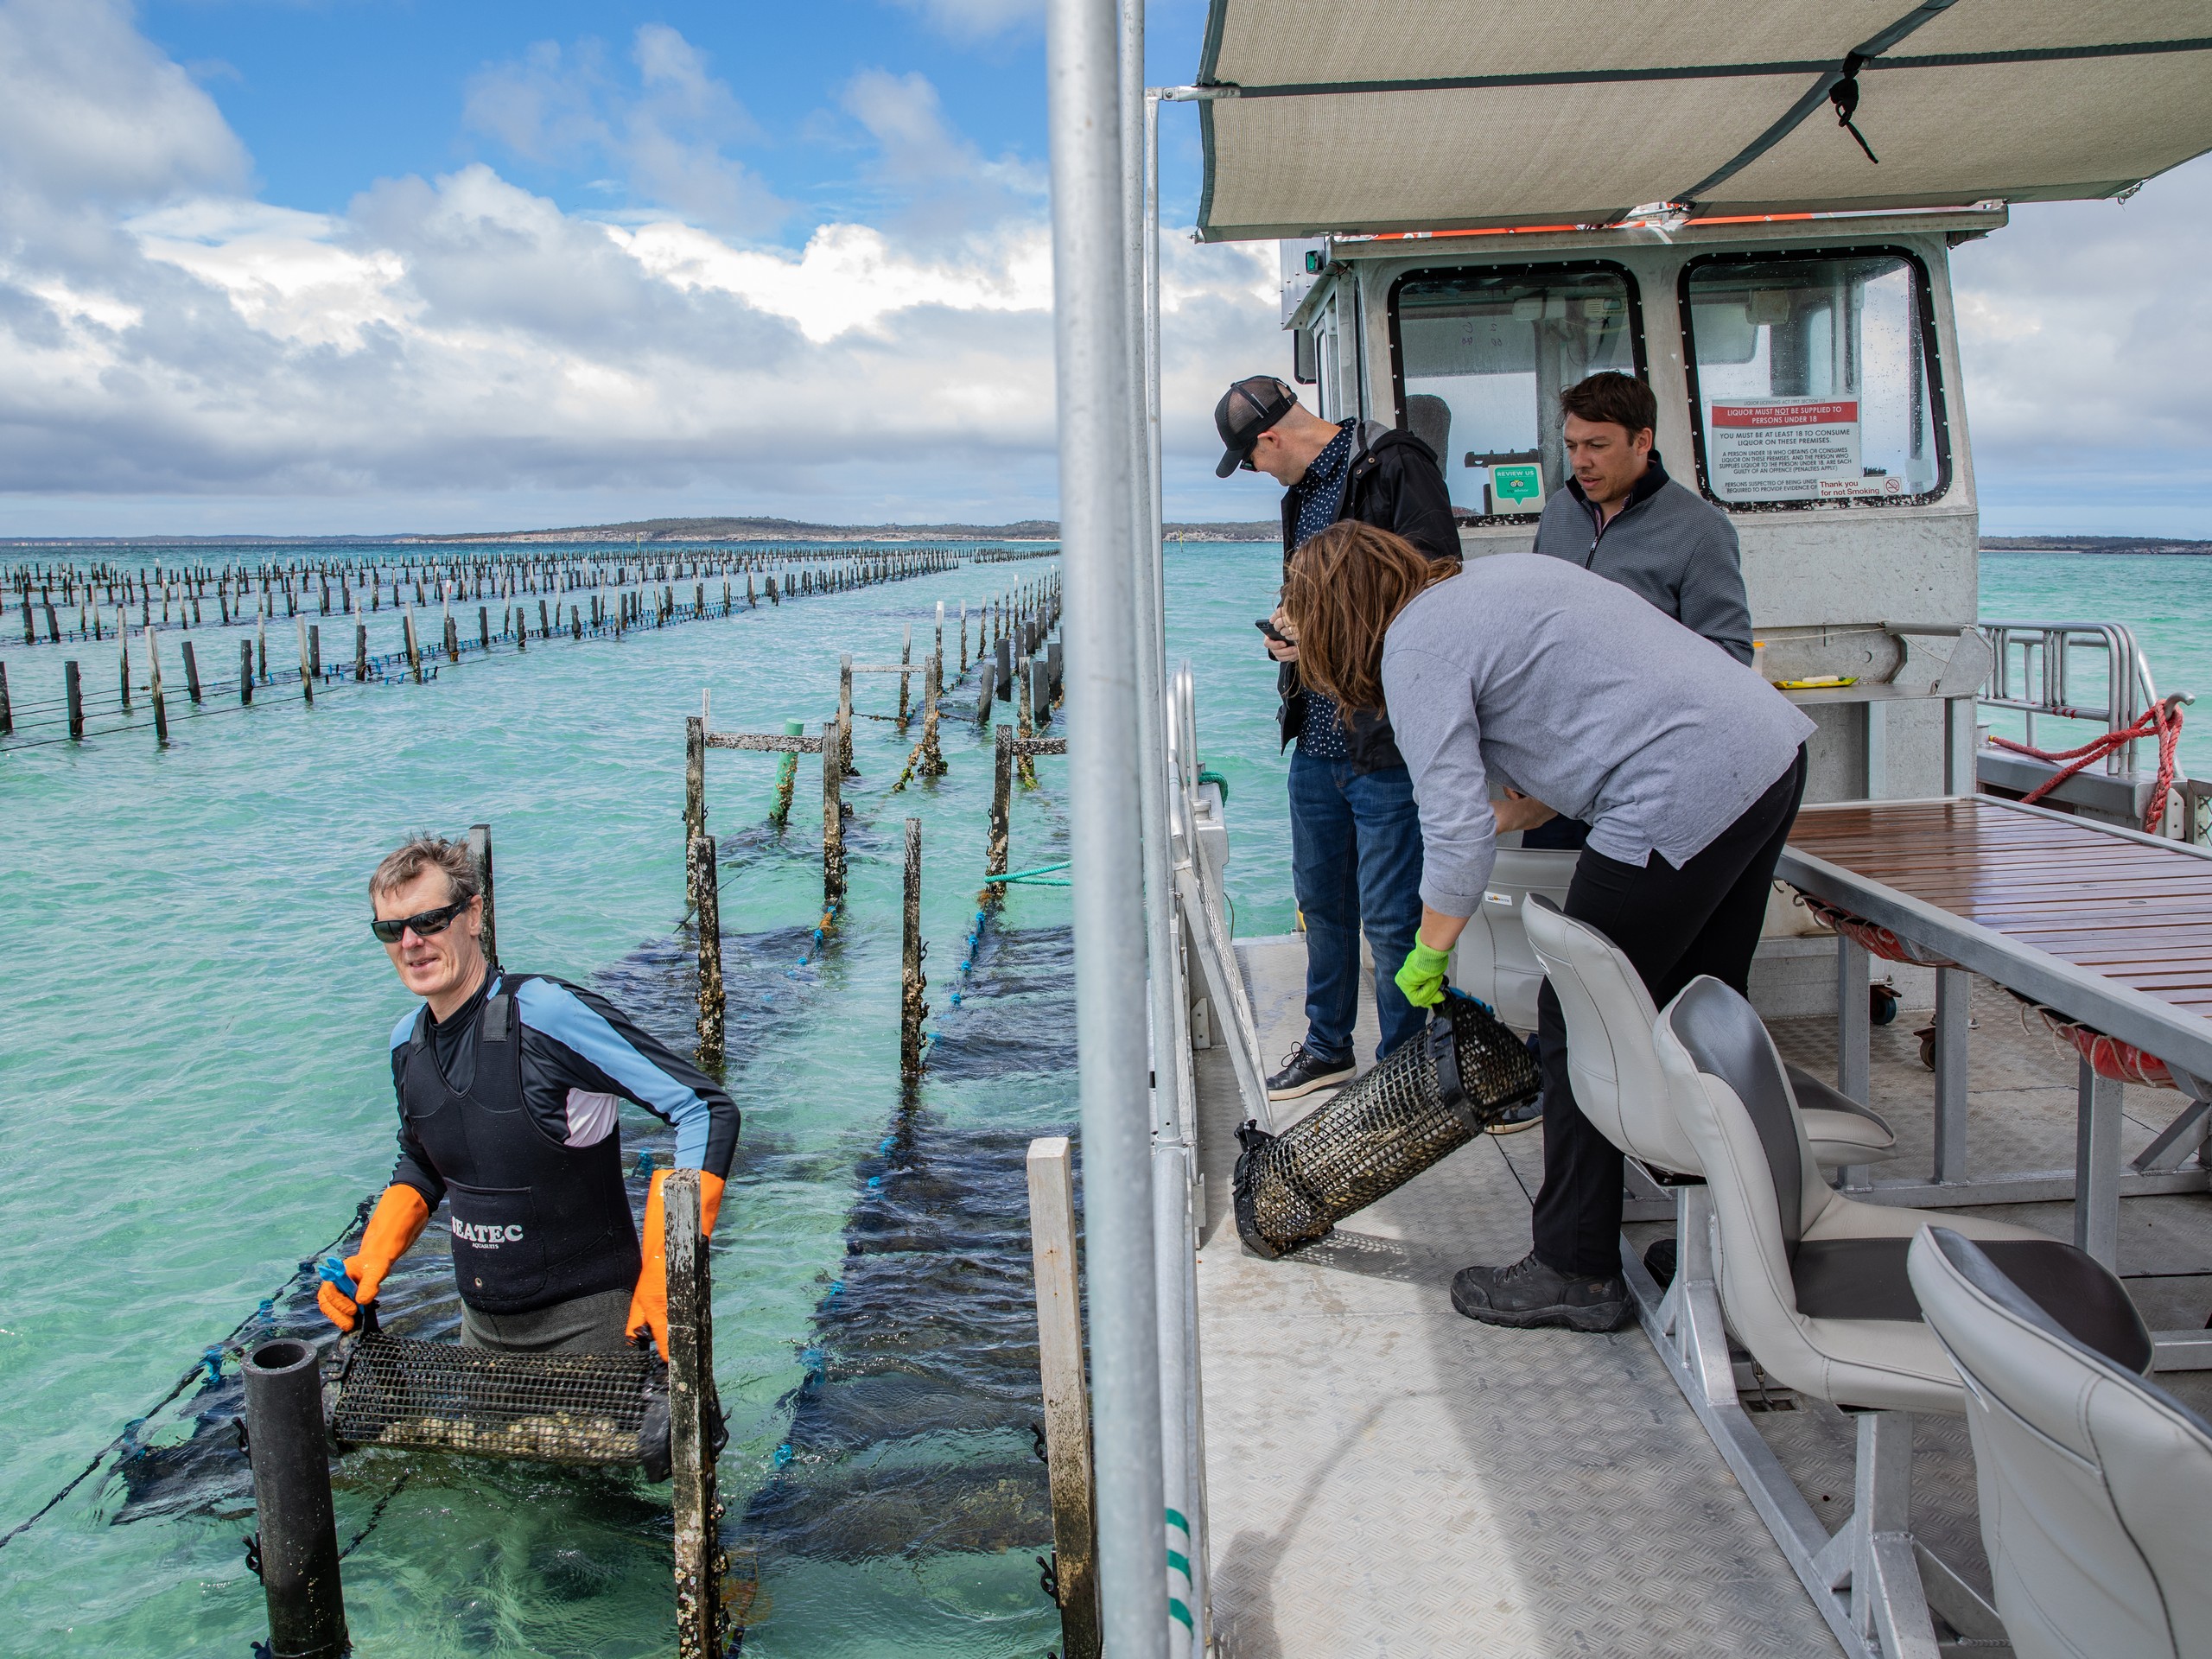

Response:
(1707, 397), (1861, 501)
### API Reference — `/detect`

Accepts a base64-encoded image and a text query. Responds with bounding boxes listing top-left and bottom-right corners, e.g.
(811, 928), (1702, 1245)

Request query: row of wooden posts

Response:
(678, 571), (1063, 1085)
(8, 549), (961, 648)
(4, 556), (997, 748)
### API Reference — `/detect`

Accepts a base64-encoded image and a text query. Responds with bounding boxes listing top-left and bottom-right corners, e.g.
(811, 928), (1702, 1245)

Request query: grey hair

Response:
(369, 836), (480, 905)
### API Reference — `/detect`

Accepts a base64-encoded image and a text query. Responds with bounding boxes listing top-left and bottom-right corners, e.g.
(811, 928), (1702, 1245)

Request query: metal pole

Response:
(1047, 0), (1166, 1646)
(241, 1338), (349, 1659)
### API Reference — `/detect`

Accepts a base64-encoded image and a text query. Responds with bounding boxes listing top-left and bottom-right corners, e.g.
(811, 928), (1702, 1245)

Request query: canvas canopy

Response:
(1192, 0), (2212, 240)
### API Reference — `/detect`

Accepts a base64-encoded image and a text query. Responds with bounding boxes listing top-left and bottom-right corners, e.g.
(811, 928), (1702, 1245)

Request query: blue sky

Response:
(0, 0), (2206, 537)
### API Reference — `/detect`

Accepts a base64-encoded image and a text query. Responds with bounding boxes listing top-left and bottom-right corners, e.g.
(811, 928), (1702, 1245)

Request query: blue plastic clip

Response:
(867, 1174), (883, 1190)
(949, 991), (963, 1006)
(634, 1151), (657, 1178)
(201, 1346), (224, 1382)
(773, 1444), (792, 1467)
(318, 1256), (358, 1300)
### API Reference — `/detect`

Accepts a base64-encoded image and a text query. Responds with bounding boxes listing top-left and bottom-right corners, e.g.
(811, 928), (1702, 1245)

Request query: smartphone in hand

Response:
(1255, 618), (1288, 644)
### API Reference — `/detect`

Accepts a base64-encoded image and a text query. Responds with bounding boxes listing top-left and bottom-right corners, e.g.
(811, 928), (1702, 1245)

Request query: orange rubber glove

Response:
(626, 1168), (727, 1359)
(316, 1184), (432, 1332)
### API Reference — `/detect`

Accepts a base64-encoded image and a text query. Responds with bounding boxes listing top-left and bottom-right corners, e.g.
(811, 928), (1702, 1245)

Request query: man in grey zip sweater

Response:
(1532, 372), (1752, 666)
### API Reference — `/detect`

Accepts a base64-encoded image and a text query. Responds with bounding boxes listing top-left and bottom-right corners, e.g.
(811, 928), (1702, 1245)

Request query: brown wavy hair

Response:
(1281, 521), (1459, 714)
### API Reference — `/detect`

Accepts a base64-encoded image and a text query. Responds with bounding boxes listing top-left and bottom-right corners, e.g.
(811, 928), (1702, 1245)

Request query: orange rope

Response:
(1988, 695), (2183, 834)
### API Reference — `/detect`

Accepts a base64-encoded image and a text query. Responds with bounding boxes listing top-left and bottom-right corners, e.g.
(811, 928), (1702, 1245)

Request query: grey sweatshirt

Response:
(1381, 555), (1815, 918)
(1531, 453), (1753, 664)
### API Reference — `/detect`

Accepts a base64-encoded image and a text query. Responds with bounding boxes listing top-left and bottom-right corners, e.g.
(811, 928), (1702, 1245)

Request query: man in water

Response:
(317, 835), (739, 1356)
(1213, 373), (1459, 1103)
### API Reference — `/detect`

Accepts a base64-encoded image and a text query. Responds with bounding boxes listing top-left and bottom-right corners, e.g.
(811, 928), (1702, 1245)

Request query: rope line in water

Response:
(0, 1192), (378, 1552)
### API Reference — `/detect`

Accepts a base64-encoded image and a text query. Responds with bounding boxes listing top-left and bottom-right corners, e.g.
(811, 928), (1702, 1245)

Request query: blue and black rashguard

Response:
(388, 970), (740, 1206)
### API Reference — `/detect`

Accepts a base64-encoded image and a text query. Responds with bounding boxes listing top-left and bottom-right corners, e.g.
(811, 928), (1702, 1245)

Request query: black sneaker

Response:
(1450, 1251), (1630, 1332)
(1266, 1044), (1355, 1102)
(1485, 1093), (1544, 1135)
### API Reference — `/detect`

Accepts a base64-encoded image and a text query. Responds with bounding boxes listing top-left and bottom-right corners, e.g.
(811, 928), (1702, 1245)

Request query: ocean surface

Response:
(0, 543), (2200, 1655)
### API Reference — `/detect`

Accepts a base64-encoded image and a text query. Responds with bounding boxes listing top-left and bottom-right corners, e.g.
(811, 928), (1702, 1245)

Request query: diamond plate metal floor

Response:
(1198, 940), (2212, 1657)
(1196, 937), (1845, 1659)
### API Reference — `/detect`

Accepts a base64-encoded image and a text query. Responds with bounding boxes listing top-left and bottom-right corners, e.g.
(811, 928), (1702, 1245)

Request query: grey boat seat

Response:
(1656, 976), (2104, 1656)
(1522, 896), (1897, 1174)
(1909, 1227), (2206, 1659)
(1658, 976), (2057, 1413)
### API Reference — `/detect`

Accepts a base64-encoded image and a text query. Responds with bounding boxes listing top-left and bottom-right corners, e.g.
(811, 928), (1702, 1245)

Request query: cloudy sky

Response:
(0, 0), (2205, 538)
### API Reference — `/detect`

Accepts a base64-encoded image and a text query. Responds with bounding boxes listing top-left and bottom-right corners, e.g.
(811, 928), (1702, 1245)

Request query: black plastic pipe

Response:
(242, 1338), (349, 1659)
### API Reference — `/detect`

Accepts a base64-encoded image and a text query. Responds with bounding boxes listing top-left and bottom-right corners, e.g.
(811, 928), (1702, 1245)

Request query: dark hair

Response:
(1281, 522), (1458, 715)
(1560, 371), (1656, 435)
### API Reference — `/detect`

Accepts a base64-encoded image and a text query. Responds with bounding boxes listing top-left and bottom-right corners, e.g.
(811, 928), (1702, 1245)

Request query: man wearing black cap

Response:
(1215, 375), (1459, 1099)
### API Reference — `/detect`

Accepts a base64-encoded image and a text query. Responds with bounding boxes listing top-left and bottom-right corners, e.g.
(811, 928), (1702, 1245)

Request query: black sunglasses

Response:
(370, 897), (472, 944)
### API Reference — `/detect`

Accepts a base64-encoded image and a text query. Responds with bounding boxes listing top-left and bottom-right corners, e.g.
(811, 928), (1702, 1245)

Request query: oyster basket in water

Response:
(1233, 989), (1539, 1259)
(327, 1331), (668, 1468)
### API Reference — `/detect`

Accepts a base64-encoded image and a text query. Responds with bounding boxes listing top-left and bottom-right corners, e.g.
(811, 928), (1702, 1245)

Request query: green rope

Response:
(1197, 766), (1230, 804)
(982, 859), (1072, 887)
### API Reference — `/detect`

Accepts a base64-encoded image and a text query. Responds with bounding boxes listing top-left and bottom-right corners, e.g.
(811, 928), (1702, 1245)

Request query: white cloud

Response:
(1951, 154), (2212, 530)
(884, 0), (1044, 43)
(0, 2), (1287, 531)
(463, 25), (781, 233)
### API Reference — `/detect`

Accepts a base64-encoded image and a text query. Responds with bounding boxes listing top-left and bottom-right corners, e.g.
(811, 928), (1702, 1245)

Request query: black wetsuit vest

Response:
(400, 976), (641, 1314)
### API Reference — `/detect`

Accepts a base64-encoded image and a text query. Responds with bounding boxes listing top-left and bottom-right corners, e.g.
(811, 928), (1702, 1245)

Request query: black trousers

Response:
(1529, 747), (1808, 1278)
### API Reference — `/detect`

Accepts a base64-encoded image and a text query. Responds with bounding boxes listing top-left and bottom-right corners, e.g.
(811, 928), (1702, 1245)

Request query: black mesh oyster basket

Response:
(327, 1332), (667, 1468)
(1233, 988), (1540, 1259)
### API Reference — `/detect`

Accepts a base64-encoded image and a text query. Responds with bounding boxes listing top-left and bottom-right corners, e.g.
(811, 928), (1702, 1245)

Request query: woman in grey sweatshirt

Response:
(1281, 522), (1812, 1333)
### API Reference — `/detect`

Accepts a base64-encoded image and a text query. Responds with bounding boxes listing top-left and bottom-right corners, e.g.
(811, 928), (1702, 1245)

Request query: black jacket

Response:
(1277, 420), (1460, 771)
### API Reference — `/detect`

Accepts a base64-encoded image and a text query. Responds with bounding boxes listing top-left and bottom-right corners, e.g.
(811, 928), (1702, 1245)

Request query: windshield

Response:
(1681, 250), (1947, 508)
(1392, 264), (1641, 522)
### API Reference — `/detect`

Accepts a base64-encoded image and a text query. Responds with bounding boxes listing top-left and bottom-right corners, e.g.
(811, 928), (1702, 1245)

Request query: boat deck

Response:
(1192, 933), (2212, 1658)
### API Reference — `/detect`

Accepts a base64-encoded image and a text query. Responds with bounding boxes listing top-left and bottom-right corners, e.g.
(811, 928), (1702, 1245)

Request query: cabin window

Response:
(1681, 248), (1949, 510)
(1388, 262), (1643, 522)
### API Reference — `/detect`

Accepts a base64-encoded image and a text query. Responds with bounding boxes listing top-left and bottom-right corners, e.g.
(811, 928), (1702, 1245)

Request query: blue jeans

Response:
(1287, 749), (1426, 1065)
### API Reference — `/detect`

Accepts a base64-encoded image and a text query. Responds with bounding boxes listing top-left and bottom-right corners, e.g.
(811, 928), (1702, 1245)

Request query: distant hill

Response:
(1984, 535), (2212, 556)
(6, 515), (1281, 548)
(400, 515), (1281, 545)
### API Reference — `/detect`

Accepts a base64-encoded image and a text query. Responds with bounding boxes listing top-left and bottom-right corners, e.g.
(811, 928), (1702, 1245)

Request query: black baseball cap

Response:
(1213, 375), (1298, 477)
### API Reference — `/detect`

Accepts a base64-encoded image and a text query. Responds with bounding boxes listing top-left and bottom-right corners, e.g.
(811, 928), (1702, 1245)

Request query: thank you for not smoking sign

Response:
(1707, 397), (1861, 501)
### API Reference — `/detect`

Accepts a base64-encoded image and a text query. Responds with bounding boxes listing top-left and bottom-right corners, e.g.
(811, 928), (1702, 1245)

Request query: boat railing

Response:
(1979, 619), (2162, 773)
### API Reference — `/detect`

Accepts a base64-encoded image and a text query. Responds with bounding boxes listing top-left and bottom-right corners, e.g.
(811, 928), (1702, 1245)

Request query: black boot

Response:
(1450, 1250), (1629, 1332)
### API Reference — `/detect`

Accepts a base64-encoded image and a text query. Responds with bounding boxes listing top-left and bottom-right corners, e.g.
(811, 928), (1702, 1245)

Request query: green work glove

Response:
(1395, 938), (1452, 1009)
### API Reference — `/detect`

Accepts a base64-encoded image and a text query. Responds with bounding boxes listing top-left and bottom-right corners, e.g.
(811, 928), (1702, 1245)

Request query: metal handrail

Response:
(1979, 620), (2161, 772)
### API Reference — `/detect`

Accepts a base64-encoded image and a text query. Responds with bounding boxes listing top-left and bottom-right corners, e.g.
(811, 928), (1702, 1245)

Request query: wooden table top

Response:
(1787, 798), (2212, 1015)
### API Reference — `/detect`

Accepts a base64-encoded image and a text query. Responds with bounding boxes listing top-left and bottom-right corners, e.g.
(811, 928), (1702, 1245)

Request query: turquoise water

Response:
(0, 538), (1293, 1657)
(1979, 551), (2212, 775)
(2, 539), (2192, 1656)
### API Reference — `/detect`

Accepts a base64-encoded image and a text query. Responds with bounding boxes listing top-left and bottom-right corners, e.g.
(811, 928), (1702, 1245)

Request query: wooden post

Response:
(684, 715), (707, 842)
(933, 601), (944, 696)
(0, 661), (10, 738)
(747, 574), (756, 608)
(296, 614), (315, 706)
(66, 659), (84, 738)
(898, 624), (912, 728)
(240, 639), (255, 705)
(959, 601), (968, 672)
(146, 627), (169, 745)
(921, 653), (944, 777)
(771, 717), (804, 826)
(988, 725), (1012, 880)
(692, 834), (725, 1071)
(467, 823), (498, 969)
(354, 615), (368, 683)
(118, 625), (131, 712)
(900, 817), (927, 1084)
(995, 634), (1013, 700)
(821, 721), (845, 907)
(1030, 658), (1051, 728)
(402, 604), (422, 683)
(976, 658), (996, 724)
(837, 653), (855, 777)
(1027, 1137), (1101, 1659)
(665, 1169), (726, 1659)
